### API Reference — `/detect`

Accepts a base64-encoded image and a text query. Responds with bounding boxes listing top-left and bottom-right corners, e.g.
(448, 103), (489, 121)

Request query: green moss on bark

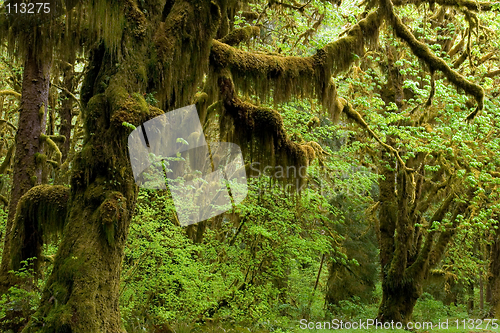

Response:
(10, 185), (69, 273)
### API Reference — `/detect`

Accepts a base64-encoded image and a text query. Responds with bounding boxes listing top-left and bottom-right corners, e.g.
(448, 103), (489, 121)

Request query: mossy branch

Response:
(40, 134), (63, 167)
(382, 0), (484, 121)
(218, 75), (320, 177)
(210, 9), (381, 115)
(428, 195), (470, 267)
(0, 119), (17, 131)
(0, 195), (8, 207)
(52, 83), (83, 112)
(48, 134), (66, 143)
(0, 90), (21, 99)
(218, 26), (260, 46)
(9, 185), (70, 273)
(447, 35), (465, 58)
(485, 69), (500, 78)
(0, 144), (15, 175)
(406, 190), (456, 276)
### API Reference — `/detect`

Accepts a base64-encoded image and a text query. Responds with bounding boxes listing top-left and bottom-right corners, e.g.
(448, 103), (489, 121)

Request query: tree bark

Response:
(0, 43), (51, 289)
(23, 1), (221, 331)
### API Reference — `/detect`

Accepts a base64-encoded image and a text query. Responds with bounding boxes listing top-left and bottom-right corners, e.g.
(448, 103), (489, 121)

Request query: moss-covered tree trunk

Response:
(375, 152), (470, 323)
(0, 44), (51, 289)
(23, 1), (220, 331)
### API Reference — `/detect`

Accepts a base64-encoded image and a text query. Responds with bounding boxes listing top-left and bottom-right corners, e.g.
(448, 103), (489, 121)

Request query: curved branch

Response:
(218, 75), (320, 176)
(0, 119), (17, 131)
(0, 144), (14, 175)
(52, 83), (82, 112)
(382, 0), (484, 121)
(0, 90), (21, 99)
(9, 185), (70, 273)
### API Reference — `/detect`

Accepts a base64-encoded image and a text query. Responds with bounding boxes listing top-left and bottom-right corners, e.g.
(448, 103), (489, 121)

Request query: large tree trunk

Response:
(378, 280), (420, 324)
(23, 45), (145, 333)
(375, 139), (469, 324)
(23, 1), (220, 331)
(0, 43), (51, 287)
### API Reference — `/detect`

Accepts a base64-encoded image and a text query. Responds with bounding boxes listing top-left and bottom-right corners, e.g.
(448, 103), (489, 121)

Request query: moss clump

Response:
(35, 153), (47, 165)
(219, 26), (260, 46)
(9, 185), (70, 273)
(93, 192), (127, 246)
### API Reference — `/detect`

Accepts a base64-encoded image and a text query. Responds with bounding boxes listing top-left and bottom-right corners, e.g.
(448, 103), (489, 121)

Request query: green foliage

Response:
(413, 293), (468, 323)
(0, 258), (41, 331)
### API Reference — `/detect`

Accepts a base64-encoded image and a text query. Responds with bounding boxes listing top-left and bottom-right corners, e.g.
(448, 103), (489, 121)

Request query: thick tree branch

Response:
(210, 9), (381, 115)
(405, 189), (456, 278)
(218, 75), (321, 175)
(485, 69), (500, 78)
(428, 197), (470, 266)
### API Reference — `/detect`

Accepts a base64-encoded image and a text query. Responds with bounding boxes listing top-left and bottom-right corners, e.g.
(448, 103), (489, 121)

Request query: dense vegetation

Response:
(0, 0), (499, 332)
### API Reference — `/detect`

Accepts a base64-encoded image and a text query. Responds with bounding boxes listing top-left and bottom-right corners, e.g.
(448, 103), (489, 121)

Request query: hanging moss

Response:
(0, 90), (21, 99)
(9, 185), (70, 273)
(153, 0), (221, 109)
(86, 0), (126, 53)
(210, 10), (381, 116)
(219, 75), (322, 183)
